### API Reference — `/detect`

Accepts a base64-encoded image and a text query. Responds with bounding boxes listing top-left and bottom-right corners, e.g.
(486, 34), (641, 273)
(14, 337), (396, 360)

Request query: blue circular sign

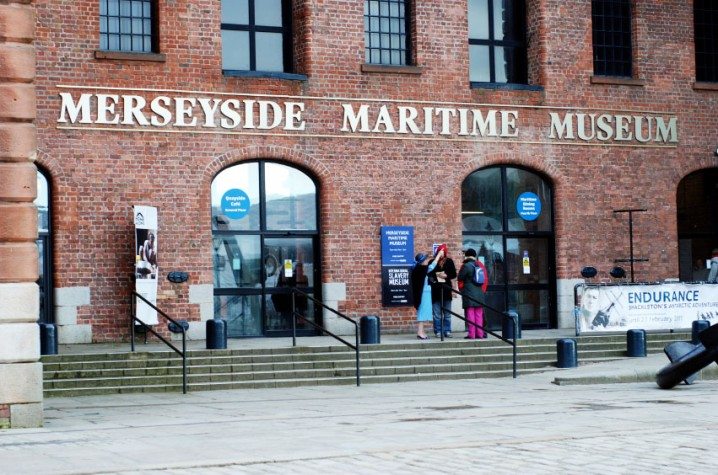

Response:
(221, 189), (251, 220)
(516, 192), (541, 221)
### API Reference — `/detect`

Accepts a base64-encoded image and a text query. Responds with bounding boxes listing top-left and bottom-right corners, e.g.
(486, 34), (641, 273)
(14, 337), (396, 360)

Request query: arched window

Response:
(211, 161), (320, 337)
(462, 166), (555, 329)
(35, 169), (53, 323)
(677, 168), (718, 281)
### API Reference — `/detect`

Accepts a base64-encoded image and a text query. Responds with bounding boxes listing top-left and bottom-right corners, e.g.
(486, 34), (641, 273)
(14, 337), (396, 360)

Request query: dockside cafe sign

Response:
(57, 89), (679, 145)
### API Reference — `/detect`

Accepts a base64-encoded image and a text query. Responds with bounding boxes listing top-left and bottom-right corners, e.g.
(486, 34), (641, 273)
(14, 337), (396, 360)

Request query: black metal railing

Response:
(290, 288), (361, 386)
(438, 282), (519, 378)
(130, 291), (187, 394)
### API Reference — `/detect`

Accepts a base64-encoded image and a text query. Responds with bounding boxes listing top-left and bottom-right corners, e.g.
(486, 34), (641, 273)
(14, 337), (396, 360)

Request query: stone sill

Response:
(693, 82), (718, 91)
(361, 64), (423, 75)
(94, 51), (166, 62)
(590, 75), (646, 87)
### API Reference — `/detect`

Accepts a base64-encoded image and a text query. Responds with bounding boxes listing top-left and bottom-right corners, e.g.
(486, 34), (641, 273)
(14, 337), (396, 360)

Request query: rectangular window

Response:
(99, 0), (156, 53)
(221, 0), (292, 73)
(695, 0), (718, 82)
(364, 0), (410, 66)
(592, 0), (632, 77)
(468, 0), (527, 84)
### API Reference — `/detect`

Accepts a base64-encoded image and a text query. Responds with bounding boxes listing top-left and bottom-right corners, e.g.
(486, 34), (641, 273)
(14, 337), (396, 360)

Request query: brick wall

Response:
(34, 0), (718, 340)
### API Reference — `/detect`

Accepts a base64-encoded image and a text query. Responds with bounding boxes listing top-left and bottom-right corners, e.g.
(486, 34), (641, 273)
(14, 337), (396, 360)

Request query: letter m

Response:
(341, 104), (370, 132)
(58, 93), (93, 124)
(548, 112), (575, 139)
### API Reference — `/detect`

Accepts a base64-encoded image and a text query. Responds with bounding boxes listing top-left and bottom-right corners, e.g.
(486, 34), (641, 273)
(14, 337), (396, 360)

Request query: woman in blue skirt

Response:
(411, 253), (437, 340)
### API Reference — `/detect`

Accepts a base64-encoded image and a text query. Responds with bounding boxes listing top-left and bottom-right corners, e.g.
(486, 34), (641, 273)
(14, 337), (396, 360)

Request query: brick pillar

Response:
(0, 1), (42, 428)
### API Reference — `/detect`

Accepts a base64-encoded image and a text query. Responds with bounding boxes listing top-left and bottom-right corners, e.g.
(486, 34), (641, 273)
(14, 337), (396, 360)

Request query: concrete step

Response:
(42, 331), (692, 398)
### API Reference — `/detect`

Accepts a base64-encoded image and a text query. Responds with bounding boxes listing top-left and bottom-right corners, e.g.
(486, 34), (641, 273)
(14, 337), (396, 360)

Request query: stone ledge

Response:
(54, 286), (91, 307)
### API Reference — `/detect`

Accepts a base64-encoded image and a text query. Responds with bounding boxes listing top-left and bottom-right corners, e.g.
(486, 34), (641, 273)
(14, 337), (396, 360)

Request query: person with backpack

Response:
(458, 248), (488, 339)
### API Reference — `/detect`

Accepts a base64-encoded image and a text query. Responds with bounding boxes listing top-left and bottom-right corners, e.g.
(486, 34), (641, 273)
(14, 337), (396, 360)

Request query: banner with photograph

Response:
(578, 282), (718, 333)
(134, 206), (158, 325)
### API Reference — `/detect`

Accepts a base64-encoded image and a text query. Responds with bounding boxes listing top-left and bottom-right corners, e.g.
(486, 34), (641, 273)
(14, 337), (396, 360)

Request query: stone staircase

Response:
(41, 332), (690, 398)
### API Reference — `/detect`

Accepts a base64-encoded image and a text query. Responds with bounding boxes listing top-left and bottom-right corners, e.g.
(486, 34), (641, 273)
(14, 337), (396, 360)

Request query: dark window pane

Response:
(364, 0), (409, 65)
(99, 0), (154, 52)
(592, 0), (632, 77)
(469, 0), (527, 84)
(462, 167), (503, 232)
(463, 235), (506, 285)
(695, 0), (718, 82)
(212, 235), (262, 289)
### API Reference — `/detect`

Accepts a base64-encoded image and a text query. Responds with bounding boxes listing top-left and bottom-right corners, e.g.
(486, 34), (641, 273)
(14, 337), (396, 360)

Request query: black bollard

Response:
(657, 323), (718, 389)
(39, 323), (58, 355)
(626, 329), (647, 357)
(206, 318), (227, 349)
(557, 338), (578, 368)
(502, 311), (521, 340)
(360, 316), (381, 344)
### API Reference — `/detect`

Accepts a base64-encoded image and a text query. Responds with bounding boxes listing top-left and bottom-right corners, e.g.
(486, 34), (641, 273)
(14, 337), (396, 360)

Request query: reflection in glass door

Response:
(462, 166), (556, 329)
(211, 161), (320, 337)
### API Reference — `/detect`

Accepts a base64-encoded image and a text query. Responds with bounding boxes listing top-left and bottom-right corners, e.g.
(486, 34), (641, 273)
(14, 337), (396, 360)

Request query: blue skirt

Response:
(416, 286), (433, 322)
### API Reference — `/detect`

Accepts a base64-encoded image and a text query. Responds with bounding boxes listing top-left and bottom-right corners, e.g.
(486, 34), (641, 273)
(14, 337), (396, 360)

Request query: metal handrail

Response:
(130, 291), (187, 394)
(289, 287), (361, 387)
(437, 282), (519, 378)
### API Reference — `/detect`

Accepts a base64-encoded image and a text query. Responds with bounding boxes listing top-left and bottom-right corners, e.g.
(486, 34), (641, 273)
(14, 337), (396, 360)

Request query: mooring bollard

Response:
(692, 320), (711, 344)
(657, 323), (718, 389)
(626, 329), (647, 357)
(556, 338), (577, 368)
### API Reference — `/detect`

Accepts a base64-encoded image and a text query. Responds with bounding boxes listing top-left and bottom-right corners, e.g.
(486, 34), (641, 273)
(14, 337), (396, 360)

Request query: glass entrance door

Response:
(211, 161), (320, 337)
(462, 166), (556, 329)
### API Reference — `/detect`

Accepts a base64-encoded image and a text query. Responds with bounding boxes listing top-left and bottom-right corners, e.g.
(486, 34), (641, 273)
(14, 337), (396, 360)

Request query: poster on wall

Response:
(134, 205), (158, 325)
(578, 283), (718, 333)
(380, 226), (414, 306)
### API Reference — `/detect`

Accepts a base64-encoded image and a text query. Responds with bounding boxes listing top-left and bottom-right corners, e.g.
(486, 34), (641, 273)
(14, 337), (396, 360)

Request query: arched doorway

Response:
(677, 168), (718, 282)
(210, 161), (320, 337)
(461, 166), (556, 329)
(35, 169), (53, 324)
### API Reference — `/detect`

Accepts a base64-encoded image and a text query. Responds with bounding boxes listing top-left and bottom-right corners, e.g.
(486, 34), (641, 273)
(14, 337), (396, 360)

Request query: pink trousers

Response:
(466, 306), (485, 339)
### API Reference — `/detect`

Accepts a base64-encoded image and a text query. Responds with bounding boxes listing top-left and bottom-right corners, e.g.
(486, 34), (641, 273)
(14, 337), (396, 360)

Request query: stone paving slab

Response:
(3, 354), (718, 474)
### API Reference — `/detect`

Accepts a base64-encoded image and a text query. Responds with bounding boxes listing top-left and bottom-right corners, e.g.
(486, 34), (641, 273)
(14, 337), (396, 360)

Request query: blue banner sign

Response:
(516, 192), (541, 221)
(380, 226), (414, 266)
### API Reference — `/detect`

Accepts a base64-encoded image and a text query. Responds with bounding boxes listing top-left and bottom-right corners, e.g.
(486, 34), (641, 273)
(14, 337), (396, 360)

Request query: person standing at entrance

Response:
(429, 244), (457, 338)
(458, 248), (488, 339)
(708, 249), (718, 283)
(411, 253), (435, 340)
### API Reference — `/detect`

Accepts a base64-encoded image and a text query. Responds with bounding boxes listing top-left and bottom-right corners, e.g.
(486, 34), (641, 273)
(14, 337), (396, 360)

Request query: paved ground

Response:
(3, 353), (718, 474)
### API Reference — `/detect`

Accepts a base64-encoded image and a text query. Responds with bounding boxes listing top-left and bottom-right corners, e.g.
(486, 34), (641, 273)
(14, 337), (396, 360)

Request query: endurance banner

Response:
(134, 206), (158, 325)
(578, 283), (718, 333)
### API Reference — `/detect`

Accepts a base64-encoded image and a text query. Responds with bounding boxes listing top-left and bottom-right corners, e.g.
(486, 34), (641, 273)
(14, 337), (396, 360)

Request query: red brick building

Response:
(32, 0), (718, 342)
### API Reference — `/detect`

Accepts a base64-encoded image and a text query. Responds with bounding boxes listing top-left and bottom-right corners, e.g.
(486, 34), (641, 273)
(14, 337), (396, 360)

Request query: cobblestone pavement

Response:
(2, 371), (718, 474)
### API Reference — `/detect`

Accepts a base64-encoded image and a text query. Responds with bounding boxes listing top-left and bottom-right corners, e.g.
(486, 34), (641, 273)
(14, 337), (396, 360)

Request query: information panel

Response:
(380, 226), (414, 306)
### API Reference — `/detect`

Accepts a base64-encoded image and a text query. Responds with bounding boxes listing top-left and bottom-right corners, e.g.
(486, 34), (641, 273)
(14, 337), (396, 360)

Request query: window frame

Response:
(221, 0), (294, 74)
(99, 0), (159, 54)
(468, 0), (528, 86)
(694, 0), (718, 83)
(591, 0), (633, 78)
(364, 0), (412, 67)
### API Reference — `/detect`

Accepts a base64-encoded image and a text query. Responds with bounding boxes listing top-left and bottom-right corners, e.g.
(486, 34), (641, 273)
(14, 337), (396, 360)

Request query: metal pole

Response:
(512, 314), (518, 379)
(440, 291), (445, 342)
(628, 210), (635, 283)
(355, 323), (361, 387)
(292, 291), (297, 347)
(130, 295), (136, 352)
(182, 330), (187, 394)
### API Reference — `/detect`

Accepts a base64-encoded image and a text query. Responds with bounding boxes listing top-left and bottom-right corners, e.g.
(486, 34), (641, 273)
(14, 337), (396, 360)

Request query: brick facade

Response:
(33, 0), (718, 341)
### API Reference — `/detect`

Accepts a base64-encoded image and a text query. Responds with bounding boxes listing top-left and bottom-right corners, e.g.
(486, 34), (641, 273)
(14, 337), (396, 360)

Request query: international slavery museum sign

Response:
(56, 87), (679, 146)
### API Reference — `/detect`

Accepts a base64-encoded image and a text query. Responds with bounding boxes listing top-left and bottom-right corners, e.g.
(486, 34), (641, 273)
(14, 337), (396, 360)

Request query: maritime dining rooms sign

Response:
(56, 87), (678, 146)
